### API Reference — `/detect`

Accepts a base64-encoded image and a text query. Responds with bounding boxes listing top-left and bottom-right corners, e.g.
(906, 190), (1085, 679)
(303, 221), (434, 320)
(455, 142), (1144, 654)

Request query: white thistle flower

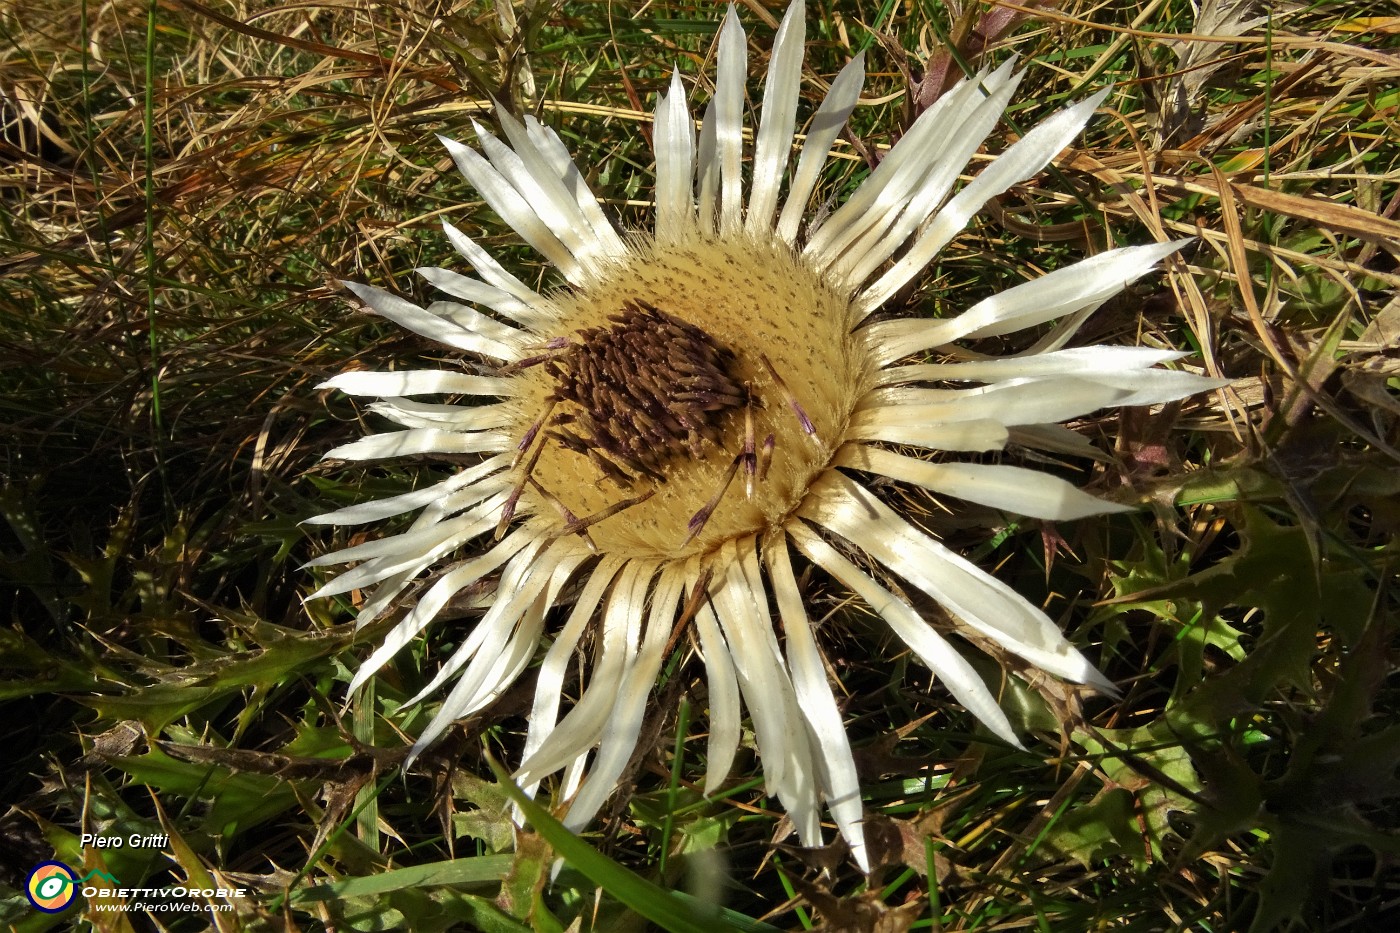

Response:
(309, 2), (1223, 871)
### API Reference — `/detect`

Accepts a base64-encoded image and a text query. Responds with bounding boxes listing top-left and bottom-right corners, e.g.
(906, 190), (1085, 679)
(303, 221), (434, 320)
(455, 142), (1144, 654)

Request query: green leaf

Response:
(291, 855), (515, 903)
(451, 772), (517, 852)
(108, 744), (304, 838)
(0, 627), (110, 700)
(1072, 721), (1205, 863)
(82, 622), (355, 729)
(1038, 787), (1144, 868)
(497, 831), (565, 932)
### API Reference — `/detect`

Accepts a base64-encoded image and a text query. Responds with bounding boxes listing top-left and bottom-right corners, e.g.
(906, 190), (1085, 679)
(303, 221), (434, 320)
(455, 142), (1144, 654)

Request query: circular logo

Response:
(26, 861), (78, 913)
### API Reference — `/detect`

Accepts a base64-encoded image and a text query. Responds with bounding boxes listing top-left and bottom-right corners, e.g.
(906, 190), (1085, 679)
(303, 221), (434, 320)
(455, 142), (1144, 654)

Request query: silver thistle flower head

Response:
(308, 1), (1224, 870)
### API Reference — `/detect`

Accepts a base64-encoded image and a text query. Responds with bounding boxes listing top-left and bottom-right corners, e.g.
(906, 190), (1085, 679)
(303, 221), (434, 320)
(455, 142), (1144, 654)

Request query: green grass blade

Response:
(290, 854), (515, 903)
(488, 756), (778, 933)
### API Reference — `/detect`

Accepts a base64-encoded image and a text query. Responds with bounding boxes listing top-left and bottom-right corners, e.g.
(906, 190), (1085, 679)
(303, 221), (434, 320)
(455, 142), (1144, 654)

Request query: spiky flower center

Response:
(510, 230), (871, 559)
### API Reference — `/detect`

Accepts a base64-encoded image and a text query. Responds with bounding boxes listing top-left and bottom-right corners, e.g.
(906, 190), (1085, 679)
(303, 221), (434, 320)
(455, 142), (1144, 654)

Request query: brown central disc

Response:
(509, 231), (869, 559)
(545, 300), (748, 483)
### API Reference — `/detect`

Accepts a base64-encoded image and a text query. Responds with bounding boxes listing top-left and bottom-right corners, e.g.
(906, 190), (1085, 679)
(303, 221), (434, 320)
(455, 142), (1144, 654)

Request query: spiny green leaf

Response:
(0, 628), (109, 700)
(81, 623), (354, 728)
(1038, 787), (1144, 868)
(108, 744), (304, 839)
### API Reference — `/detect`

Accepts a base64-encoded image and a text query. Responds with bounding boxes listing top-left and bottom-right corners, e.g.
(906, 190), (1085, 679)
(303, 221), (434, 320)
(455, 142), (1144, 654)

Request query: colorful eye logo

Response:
(26, 861), (78, 913)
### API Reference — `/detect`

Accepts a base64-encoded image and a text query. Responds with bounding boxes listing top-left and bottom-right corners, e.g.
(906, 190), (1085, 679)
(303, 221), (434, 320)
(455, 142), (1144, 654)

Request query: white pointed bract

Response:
(311, 2), (1225, 871)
